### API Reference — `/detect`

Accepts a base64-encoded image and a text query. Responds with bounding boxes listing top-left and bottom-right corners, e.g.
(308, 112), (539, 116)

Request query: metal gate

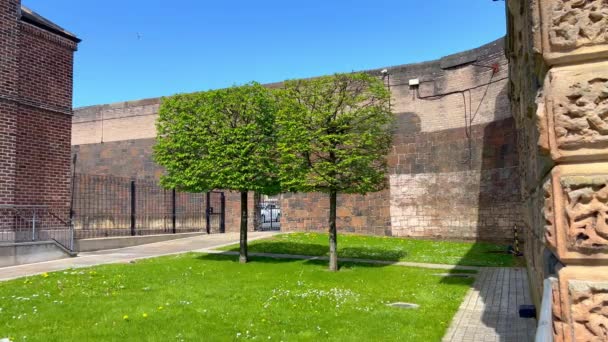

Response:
(255, 196), (281, 231)
(206, 191), (225, 234)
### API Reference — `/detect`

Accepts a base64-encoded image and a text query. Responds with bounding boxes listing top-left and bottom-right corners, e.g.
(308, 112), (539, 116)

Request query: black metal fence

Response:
(72, 174), (224, 239)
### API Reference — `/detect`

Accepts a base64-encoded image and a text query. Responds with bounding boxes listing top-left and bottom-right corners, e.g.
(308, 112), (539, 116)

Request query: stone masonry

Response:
(507, 0), (608, 340)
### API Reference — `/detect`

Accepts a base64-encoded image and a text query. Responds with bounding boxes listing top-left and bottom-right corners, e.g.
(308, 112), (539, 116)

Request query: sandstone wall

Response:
(72, 39), (520, 242)
(507, 0), (608, 340)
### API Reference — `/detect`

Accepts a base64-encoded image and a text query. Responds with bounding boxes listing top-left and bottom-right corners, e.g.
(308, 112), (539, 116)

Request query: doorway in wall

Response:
(254, 194), (281, 231)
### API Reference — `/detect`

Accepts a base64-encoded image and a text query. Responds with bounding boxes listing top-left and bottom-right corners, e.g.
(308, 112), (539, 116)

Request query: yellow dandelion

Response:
(157, 306), (164, 311)
(142, 313), (148, 318)
(41, 273), (49, 278)
(123, 315), (129, 320)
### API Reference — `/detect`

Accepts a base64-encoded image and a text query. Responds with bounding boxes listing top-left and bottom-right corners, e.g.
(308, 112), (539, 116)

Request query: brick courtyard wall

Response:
(278, 39), (521, 242)
(280, 191), (391, 236)
(0, 0), (78, 219)
(72, 39), (520, 242)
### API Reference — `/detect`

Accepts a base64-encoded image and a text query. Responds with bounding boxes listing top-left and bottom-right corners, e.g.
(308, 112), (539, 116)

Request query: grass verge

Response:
(221, 233), (520, 267)
(0, 253), (473, 341)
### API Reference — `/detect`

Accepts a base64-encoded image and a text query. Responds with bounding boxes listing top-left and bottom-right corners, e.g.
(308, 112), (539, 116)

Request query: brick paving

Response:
(0, 232), (278, 281)
(442, 267), (536, 342)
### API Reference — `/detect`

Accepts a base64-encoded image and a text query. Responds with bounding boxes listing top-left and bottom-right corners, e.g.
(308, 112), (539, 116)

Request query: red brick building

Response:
(0, 1), (79, 224)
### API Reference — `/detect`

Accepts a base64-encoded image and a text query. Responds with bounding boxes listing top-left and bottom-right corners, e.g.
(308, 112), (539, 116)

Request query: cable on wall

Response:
(411, 63), (501, 168)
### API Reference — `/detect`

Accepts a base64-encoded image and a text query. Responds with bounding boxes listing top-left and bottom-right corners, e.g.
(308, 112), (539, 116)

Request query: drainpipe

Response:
(535, 278), (555, 342)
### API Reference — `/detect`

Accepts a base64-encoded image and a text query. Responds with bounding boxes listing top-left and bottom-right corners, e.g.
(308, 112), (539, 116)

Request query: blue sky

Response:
(24, 0), (507, 108)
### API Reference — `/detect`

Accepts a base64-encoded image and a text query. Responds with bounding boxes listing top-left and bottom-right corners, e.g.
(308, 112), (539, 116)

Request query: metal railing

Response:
(0, 205), (74, 251)
(72, 174), (220, 238)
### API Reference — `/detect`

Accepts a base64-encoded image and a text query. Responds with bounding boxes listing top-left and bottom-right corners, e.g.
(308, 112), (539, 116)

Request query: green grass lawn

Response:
(222, 233), (519, 267)
(0, 253), (474, 341)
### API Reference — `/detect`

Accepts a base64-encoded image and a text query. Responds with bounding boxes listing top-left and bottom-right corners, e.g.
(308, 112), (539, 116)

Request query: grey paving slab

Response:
(442, 268), (537, 342)
(0, 232), (278, 281)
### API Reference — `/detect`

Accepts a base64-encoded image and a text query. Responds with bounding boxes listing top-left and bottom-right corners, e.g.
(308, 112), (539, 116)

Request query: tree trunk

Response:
(328, 190), (338, 271)
(239, 191), (248, 264)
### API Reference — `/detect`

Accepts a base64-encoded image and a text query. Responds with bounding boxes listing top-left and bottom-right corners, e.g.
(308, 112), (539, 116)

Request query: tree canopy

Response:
(276, 73), (394, 271)
(276, 73), (393, 195)
(154, 82), (280, 195)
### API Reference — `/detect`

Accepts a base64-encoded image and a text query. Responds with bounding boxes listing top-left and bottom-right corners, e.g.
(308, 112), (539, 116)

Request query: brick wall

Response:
(388, 118), (520, 241)
(72, 38), (520, 242)
(0, 0), (20, 206)
(280, 191), (391, 236)
(0, 1), (78, 219)
(73, 138), (162, 179)
(278, 39), (520, 242)
(72, 98), (160, 145)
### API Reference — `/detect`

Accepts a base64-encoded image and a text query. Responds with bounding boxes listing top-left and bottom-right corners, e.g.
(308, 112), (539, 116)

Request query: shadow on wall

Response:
(440, 83), (534, 341)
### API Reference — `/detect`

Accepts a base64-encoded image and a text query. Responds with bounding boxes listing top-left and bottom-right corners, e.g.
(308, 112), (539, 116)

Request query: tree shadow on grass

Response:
(194, 252), (479, 280)
(221, 241), (409, 263)
(223, 242), (330, 256)
(451, 242), (520, 267)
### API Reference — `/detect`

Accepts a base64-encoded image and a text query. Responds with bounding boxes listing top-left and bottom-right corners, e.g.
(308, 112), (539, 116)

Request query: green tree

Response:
(276, 73), (393, 271)
(154, 82), (280, 263)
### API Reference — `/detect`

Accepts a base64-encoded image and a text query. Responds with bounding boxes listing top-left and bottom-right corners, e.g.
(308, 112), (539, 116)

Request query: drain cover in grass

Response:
(387, 302), (419, 309)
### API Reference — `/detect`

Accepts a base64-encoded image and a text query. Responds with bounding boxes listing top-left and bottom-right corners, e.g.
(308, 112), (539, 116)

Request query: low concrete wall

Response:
(0, 241), (71, 267)
(75, 232), (205, 252)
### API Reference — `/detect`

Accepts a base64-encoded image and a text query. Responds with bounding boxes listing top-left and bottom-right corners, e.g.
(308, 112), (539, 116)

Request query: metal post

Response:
(70, 222), (74, 252)
(220, 192), (225, 233)
(32, 209), (37, 241)
(270, 205), (273, 230)
(130, 180), (136, 236)
(206, 192), (211, 234)
(172, 188), (176, 234)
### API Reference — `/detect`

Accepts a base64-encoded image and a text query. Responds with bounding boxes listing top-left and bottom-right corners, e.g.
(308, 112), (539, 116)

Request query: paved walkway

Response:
(442, 267), (536, 342)
(0, 232), (277, 281)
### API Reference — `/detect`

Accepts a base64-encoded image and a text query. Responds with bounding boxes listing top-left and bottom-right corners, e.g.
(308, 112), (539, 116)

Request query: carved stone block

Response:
(541, 0), (608, 64)
(551, 163), (608, 262)
(556, 266), (608, 342)
(546, 61), (608, 161)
